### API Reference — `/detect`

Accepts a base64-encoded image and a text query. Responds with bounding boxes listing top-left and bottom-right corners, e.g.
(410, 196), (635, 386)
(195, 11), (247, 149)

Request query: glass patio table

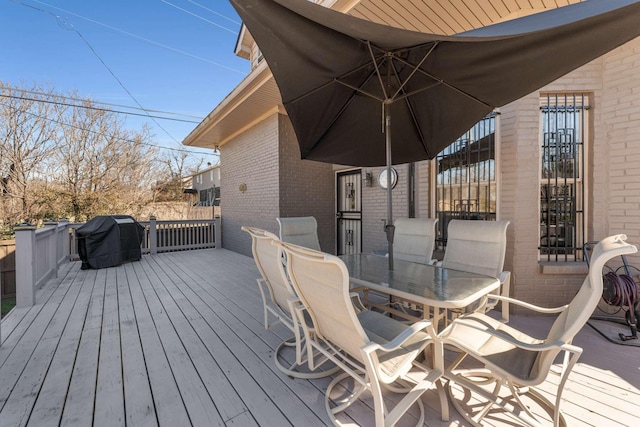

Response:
(340, 253), (500, 329)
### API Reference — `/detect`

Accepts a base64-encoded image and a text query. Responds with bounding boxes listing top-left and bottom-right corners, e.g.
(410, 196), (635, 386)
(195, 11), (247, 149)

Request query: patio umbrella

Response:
(229, 0), (640, 269)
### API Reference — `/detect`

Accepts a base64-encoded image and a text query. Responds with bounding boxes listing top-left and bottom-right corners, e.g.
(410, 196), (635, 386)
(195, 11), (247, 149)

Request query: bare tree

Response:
(1, 82), (203, 232)
(0, 82), (59, 228)
(154, 151), (203, 202)
(54, 97), (157, 221)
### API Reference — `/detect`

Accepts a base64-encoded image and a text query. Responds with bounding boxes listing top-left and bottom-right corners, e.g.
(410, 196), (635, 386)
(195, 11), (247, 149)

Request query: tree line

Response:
(0, 82), (205, 238)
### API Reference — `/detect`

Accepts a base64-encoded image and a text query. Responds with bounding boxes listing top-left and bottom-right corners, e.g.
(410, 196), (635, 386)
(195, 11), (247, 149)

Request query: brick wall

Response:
(278, 115), (336, 253)
(360, 164), (411, 254)
(221, 115), (280, 256)
(221, 113), (336, 256)
(602, 40), (640, 258)
(499, 38), (640, 309)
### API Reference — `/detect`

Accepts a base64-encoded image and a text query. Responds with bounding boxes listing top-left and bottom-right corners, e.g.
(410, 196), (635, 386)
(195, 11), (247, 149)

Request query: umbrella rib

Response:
(287, 80), (338, 105)
(367, 41), (390, 101)
(393, 82), (441, 101)
(287, 45), (387, 105)
(333, 80), (385, 102)
(389, 42), (439, 101)
(392, 55), (494, 109)
(389, 60), (430, 158)
(305, 67), (383, 156)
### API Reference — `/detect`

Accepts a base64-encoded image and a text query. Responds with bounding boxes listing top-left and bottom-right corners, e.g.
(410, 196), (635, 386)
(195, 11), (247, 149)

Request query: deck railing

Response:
(13, 217), (220, 309)
(15, 220), (70, 307)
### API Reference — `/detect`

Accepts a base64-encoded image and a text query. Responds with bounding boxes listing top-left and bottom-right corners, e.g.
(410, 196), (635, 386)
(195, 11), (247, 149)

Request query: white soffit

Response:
(182, 61), (283, 149)
(348, 0), (585, 35)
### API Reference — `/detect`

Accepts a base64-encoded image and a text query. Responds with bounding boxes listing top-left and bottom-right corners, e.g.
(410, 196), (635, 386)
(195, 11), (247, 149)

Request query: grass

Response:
(1, 298), (16, 318)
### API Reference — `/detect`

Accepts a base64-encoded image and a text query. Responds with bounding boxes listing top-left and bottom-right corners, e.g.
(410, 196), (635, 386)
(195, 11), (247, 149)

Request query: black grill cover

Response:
(77, 215), (144, 270)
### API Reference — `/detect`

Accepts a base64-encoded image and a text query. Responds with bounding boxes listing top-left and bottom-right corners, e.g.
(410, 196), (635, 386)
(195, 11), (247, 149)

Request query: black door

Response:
(336, 170), (362, 255)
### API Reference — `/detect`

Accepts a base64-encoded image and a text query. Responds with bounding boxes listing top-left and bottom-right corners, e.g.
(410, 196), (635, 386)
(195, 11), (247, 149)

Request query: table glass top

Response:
(340, 253), (499, 306)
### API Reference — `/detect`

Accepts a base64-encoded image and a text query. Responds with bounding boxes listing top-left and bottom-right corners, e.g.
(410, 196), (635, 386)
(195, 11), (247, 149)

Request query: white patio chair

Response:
(394, 217), (438, 265)
(372, 217), (439, 319)
(276, 216), (321, 251)
(439, 234), (636, 426)
(241, 226), (337, 379)
(440, 219), (511, 322)
(275, 240), (445, 427)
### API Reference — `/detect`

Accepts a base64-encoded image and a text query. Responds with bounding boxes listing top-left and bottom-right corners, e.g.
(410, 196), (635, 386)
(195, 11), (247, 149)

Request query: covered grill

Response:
(76, 215), (144, 270)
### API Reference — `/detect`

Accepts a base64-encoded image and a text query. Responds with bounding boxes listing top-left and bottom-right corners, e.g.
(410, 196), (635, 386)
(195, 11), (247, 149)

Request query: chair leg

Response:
(445, 369), (570, 427)
(274, 337), (340, 379)
(500, 273), (511, 322)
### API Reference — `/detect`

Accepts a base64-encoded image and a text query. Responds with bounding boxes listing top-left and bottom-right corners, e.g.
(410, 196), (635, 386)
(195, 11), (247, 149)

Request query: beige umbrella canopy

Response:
(230, 0), (640, 268)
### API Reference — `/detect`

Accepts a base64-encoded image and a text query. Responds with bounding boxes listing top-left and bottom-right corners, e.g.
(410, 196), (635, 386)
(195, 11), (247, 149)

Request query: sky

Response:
(0, 0), (249, 165)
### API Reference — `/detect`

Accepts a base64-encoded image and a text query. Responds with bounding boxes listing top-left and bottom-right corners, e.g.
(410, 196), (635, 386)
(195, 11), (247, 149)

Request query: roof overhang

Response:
(182, 60), (284, 149)
(234, 24), (253, 60)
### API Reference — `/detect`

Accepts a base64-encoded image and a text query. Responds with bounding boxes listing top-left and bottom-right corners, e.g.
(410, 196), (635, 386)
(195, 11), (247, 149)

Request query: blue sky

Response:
(1, 0), (249, 163)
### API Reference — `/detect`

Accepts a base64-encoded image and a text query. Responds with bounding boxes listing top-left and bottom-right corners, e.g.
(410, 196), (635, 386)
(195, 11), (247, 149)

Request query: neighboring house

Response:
(190, 164), (221, 207)
(182, 0), (640, 309)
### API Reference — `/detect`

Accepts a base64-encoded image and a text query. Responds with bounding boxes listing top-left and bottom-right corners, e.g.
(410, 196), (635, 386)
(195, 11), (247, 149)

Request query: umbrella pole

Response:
(384, 102), (394, 270)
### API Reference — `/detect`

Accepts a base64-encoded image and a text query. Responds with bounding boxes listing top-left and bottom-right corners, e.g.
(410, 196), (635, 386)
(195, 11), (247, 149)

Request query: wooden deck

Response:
(0, 248), (638, 426)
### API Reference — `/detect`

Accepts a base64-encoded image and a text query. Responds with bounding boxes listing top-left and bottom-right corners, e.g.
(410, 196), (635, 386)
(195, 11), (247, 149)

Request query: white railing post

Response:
(214, 217), (221, 249)
(149, 216), (158, 255)
(44, 220), (58, 279)
(15, 222), (36, 307)
(58, 218), (70, 263)
(1, 262), (2, 345)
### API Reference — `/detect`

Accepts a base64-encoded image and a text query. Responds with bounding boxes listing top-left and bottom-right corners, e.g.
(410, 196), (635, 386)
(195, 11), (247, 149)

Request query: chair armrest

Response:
(443, 318), (581, 354)
(487, 295), (568, 314)
(428, 259), (439, 265)
(361, 320), (435, 355)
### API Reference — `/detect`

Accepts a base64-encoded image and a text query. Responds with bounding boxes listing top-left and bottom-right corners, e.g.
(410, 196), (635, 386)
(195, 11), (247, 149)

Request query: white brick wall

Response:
(221, 113), (335, 256)
(361, 164), (411, 254)
(221, 115), (280, 256)
(499, 38), (640, 309)
(278, 116), (336, 253)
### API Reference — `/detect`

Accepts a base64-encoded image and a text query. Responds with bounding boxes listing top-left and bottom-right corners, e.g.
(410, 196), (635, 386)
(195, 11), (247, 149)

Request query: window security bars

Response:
(434, 113), (496, 249)
(539, 93), (587, 261)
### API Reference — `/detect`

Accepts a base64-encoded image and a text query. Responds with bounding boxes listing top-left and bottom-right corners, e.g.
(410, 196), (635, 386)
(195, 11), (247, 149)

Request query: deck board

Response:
(124, 262), (190, 427)
(1, 248), (639, 426)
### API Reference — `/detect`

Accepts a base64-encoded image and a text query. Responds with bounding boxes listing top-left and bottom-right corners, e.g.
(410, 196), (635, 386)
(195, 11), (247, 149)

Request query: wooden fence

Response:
(1, 240), (16, 300)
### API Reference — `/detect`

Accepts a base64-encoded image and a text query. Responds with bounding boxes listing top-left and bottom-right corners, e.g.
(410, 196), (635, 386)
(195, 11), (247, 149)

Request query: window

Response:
(539, 93), (588, 261)
(434, 113), (496, 248)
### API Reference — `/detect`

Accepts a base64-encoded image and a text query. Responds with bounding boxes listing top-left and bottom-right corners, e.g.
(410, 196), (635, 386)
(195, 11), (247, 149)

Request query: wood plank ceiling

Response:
(345, 0), (585, 34)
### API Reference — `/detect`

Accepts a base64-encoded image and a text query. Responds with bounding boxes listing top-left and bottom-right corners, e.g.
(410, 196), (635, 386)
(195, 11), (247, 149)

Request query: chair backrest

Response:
(277, 241), (369, 361)
(277, 216), (321, 251)
(533, 234), (637, 380)
(394, 217), (438, 264)
(442, 220), (510, 278)
(242, 226), (295, 313)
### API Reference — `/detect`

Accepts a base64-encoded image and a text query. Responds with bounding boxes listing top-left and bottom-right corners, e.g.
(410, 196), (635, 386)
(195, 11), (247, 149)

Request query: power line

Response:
(73, 24), (185, 147)
(12, 0), (185, 148)
(185, 0), (241, 25)
(0, 93), (201, 123)
(20, 0), (247, 75)
(0, 86), (205, 119)
(159, 0), (237, 34)
(0, 100), (219, 157)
